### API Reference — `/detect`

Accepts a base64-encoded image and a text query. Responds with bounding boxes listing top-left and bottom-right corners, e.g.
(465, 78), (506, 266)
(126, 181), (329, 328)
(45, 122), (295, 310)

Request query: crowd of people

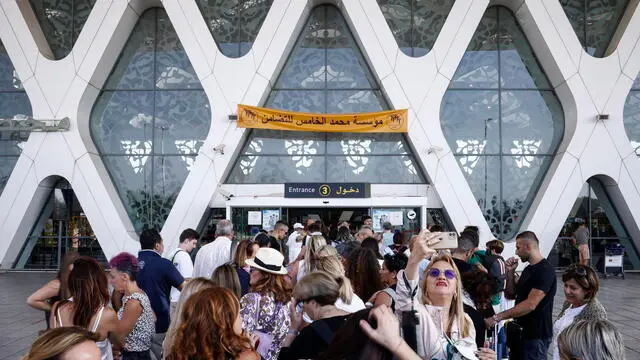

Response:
(22, 217), (625, 360)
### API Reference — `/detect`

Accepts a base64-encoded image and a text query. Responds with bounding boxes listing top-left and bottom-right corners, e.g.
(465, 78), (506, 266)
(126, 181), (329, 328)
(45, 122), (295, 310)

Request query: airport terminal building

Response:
(1, 0), (640, 270)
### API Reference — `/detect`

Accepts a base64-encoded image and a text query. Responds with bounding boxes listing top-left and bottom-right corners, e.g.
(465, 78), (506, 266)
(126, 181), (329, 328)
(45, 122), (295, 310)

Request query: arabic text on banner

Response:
(236, 104), (408, 133)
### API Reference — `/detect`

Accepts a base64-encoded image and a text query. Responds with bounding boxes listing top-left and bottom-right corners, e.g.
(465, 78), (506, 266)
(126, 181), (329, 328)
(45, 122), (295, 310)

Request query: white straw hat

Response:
(245, 247), (287, 275)
(293, 223), (304, 229)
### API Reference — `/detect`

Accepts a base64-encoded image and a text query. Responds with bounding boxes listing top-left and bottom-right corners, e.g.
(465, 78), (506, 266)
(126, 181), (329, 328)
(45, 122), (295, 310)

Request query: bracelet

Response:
(287, 329), (299, 336)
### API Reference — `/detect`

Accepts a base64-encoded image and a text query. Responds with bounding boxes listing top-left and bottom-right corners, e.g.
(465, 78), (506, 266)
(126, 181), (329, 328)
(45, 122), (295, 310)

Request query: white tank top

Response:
(56, 301), (114, 360)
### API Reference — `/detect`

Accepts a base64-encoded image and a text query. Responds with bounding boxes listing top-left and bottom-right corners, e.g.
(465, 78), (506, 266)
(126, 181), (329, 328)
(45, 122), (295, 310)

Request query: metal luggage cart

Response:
(603, 244), (625, 279)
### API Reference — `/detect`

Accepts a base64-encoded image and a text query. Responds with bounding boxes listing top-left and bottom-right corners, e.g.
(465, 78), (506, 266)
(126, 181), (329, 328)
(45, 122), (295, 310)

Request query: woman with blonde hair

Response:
(279, 272), (351, 360)
(314, 245), (365, 313)
(22, 326), (101, 360)
(241, 248), (292, 360)
(163, 278), (216, 357)
(212, 263), (242, 299)
(295, 233), (327, 282)
(167, 287), (259, 360)
(395, 231), (495, 359)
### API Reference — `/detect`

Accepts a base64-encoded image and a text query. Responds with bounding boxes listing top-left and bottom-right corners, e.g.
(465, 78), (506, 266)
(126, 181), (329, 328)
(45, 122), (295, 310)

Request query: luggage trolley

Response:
(603, 244), (625, 279)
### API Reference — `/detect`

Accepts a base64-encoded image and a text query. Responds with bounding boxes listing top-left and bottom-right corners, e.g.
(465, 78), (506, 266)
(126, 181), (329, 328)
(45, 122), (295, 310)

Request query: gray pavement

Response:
(1, 271), (640, 359)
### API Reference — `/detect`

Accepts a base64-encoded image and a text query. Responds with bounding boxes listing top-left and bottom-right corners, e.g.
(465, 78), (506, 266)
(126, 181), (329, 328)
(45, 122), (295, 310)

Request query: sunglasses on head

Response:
(428, 268), (456, 279)
(567, 264), (587, 276)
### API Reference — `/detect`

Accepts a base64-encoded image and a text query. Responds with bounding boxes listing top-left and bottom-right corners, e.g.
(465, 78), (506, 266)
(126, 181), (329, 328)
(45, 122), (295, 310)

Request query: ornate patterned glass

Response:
(29, 0), (97, 59)
(624, 76), (640, 156)
(90, 8), (211, 232)
(196, 0), (274, 58)
(377, 0), (456, 57)
(0, 41), (32, 196)
(560, 0), (630, 57)
(442, 7), (564, 239)
(228, 5), (426, 184)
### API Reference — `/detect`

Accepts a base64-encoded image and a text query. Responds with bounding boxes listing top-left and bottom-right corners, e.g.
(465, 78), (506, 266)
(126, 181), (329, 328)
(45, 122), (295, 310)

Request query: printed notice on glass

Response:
(390, 211), (404, 226)
(247, 211), (262, 226)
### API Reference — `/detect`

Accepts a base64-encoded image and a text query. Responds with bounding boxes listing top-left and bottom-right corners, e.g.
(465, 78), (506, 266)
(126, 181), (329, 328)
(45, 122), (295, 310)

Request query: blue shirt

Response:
(137, 250), (184, 333)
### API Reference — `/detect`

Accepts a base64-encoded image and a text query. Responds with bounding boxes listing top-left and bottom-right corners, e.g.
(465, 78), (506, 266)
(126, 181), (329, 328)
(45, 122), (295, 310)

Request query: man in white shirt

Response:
(168, 228), (198, 316)
(286, 223), (305, 263)
(193, 219), (234, 279)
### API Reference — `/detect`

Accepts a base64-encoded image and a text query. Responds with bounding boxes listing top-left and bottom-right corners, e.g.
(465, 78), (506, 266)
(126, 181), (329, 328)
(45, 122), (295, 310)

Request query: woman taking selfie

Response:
(395, 230), (496, 360)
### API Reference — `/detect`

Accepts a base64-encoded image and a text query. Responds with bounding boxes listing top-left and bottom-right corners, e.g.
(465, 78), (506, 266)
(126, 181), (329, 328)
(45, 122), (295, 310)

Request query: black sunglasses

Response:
(567, 264), (587, 276)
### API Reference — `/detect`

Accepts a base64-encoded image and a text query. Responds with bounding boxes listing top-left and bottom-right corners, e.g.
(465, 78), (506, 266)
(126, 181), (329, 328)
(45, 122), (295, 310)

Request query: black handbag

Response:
(505, 320), (523, 360)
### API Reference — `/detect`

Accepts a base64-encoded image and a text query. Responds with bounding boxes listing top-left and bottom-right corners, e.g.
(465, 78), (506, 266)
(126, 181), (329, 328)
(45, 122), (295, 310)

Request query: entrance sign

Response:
(237, 105), (407, 133)
(285, 183), (370, 198)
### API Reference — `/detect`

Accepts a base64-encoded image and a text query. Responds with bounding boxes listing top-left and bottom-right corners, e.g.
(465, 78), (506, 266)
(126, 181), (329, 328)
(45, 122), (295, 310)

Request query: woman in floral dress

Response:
(241, 248), (292, 360)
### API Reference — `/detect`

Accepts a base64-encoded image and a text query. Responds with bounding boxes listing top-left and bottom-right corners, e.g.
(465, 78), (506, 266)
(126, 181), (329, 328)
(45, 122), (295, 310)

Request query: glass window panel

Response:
(274, 10), (327, 90)
(325, 6), (377, 89)
(450, 8), (499, 89)
(445, 7), (563, 239)
(104, 10), (156, 90)
(633, 76), (640, 90)
(377, 0), (455, 57)
(456, 155), (501, 236)
(102, 155), (152, 232)
(326, 90), (386, 113)
(90, 91), (154, 155)
(560, 0), (629, 58)
(411, 0), (455, 57)
(326, 133), (408, 155)
(0, 156), (19, 194)
(585, 0), (629, 57)
(227, 156), (326, 183)
(498, 8), (551, 90)
(0, 43), (23, 91)
(241, 130), (324, 155)
(326, 155), (423, 183)
(440, 90), (500, 155)
(151, 156), (193, 228)
(196, 0), (274, 58)
(501, 155), (551, 239)
(266, 90), (326, 113)
(0, 131), (26, 156)
(624, 90), (640, 156)
(229, 5), (426, 185)
(378, 1), (412, 55)
(28, 0), (97, 60)
(501, 90), (564, 155)
(92, 8), (211, 232)
(155, 12), (201, 90)
(0, 92), (32, 119)
(153, 91), (210, 155)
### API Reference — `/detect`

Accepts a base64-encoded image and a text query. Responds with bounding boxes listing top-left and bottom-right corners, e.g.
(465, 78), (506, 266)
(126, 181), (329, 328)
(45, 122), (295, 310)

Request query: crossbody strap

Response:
(170, 249), (183, 263)
(402, 272), (418, 310)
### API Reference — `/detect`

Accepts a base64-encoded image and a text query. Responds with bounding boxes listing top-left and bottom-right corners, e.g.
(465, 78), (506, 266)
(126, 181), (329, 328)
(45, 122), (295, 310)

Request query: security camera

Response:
(213, 144), (226, 155)
(219, 189), (234, 201)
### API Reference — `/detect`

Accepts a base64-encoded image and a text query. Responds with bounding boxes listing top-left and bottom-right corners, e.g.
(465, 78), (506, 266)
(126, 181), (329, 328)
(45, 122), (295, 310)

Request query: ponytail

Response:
(335, 275), (354, 304)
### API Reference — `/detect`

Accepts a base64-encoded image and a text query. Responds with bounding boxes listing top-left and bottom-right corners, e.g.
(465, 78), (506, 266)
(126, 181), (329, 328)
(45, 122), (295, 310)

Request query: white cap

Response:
(293, 222), (304, 229)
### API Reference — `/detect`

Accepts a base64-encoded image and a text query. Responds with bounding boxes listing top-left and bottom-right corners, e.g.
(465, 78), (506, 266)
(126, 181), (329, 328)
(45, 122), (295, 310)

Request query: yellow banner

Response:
(237, 105), (407, 133)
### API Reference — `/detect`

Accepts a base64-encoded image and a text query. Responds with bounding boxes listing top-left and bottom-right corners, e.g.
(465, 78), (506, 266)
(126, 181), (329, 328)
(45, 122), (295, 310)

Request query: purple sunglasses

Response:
(427, 268), (456, 279)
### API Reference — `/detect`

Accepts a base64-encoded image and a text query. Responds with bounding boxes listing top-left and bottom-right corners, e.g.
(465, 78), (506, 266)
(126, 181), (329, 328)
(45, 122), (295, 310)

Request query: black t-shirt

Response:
(278, 315), (348, 360)
(453, 257), (473, 274)
(515, 259), (556, 340)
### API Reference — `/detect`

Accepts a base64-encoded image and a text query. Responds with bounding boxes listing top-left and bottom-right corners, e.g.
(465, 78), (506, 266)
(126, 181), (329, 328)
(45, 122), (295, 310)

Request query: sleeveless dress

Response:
(55, 301), (114, 360)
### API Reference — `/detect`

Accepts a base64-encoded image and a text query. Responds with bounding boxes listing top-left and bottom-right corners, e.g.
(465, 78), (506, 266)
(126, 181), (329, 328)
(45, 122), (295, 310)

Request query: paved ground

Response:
(1, 272), (640, 359)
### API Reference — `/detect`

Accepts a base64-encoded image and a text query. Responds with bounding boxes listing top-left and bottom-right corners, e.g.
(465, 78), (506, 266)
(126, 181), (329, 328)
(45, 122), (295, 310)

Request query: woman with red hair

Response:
(166, 287), (259, 360)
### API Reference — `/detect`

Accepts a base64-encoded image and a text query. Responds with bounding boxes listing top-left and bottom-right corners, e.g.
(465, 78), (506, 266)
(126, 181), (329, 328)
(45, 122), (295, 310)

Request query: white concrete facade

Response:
(1, 0), (640, 267)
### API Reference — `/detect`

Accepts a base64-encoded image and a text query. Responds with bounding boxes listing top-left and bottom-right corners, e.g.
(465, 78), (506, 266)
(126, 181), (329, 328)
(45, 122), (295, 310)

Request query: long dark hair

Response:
(346, 248), (382, 301)
(57, 251), (80, 299)
(62, 257), (110, 328)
